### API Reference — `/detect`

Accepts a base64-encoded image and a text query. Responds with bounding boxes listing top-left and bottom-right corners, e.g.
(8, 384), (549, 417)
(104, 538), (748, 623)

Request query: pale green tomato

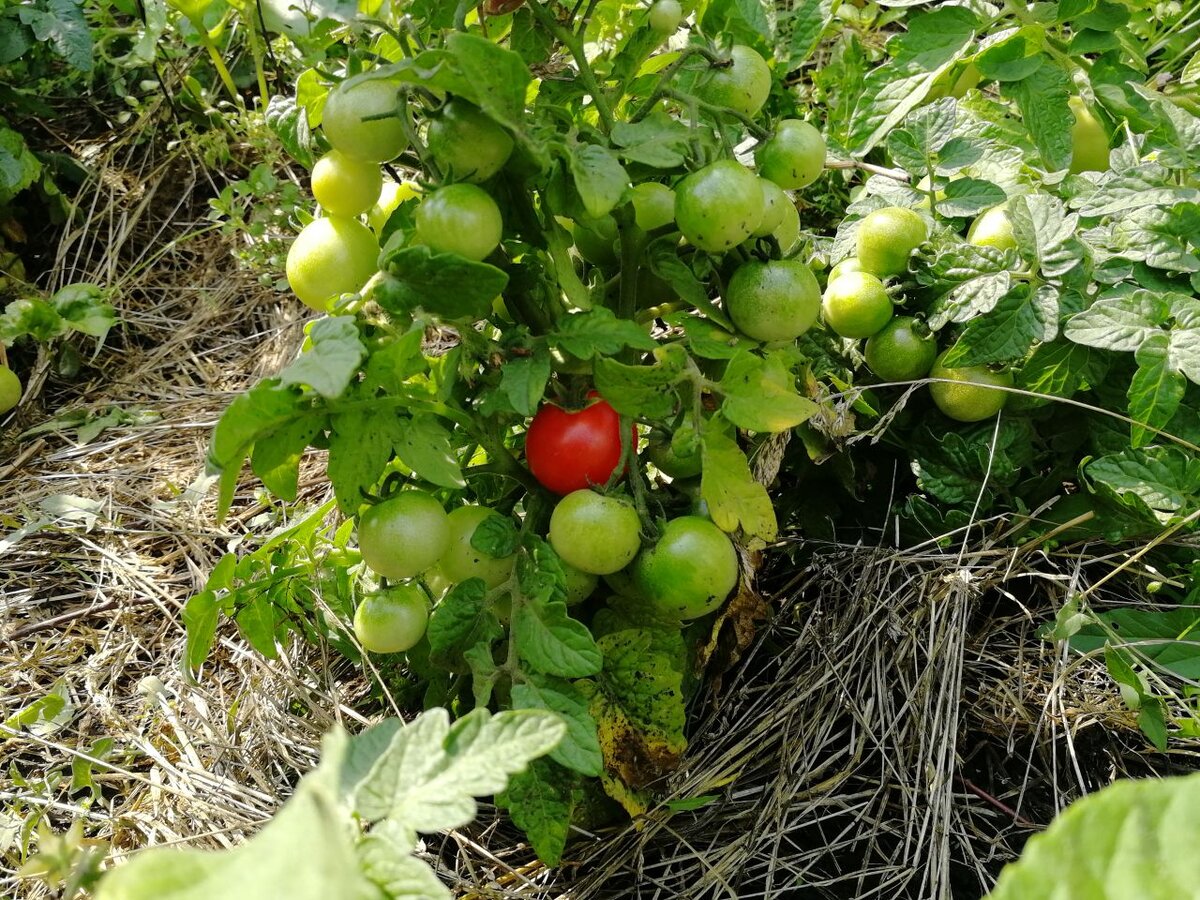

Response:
(0, 364), (20, 414)
(357, 490), (450, 580)
(755, 119), (826, 190)
(967, 204), (1017, 251)
(322, 76), (409, 163)
(311, 149), (382, 218)
(548, 490), (642, 575)
(367, 181), (420, 234)
(561, 559), (598, 605)
(630, 182), (676, 231)
(285, 216), (380, 311)
(751, 178), (788, 237)
(414, 184), (503, 261)
(353, 583), (430, 653)
(438, 505), (515, 589)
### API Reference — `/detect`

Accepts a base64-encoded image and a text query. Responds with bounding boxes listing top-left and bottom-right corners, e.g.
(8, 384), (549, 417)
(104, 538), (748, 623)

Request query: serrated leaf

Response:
(700, 421), (777, 542)
(393, 414), (466, 489)
(350, 707), (566, 832)
(498, 758), (578, 866)
(927, 271), (1013, 331)
(1017, 339), (1109, 402)
(279, 317), (366, 400)
(512, 674), (602, 776)
(1064, 290), (1171, 352)
(1008, 193), (1083, 278)
(974, 32), (1044, 82)
(1129, 333), (1186, 448)
(0, 126), (40, 201)
(568, 144), (629, 219)
(375, 246), (508, 322)
(18, 0), (91, 72)
(940, 284), (1058, 367)
(265, 95), (314, 169)
(846, 7), (979, 154)
(427, 580), (504, 670)
(551, 308), (657, 360)
(778, 0), (835, 71)
(327, 407), (398, 513)
(512, 590), (602, 678)
(646, 237), (733, 330)
(1084, 447), (1200, 522)
(719, 350), (819, 432)
(610, 112), (692, 168)
(593, 351), (686, 419)
(499, 349), (552, 418)
(208, 380), (308, 473)
(1003, 64), (1073, 171)
(356, 821), (450, 900)
(938, 177), (1007, 218)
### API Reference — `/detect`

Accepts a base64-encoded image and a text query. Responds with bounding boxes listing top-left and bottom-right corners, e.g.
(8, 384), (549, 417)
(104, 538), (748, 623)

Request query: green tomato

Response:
(572, 215), (620, 267)
(751, 178), (788, 237)
(755, 119), (826, 190)
(367, 180), (419, 234)
(633, 516), (738, 620)
(967, 203), (1017, 251)
(285, 216), (380, 311)
(1069, 97), (1109, 174)
(695, 45), (771, 119)
(311, 149), (382, 218)
(827, 257), (862, 283)
(0, 364), (21, 414)
(630, 182), (676, 232)
(863, 316), (937, 382)
(675, 160), (765, 253)
(426, 99), (514, 184)
(648, 0), (682, 34)
(822, 270), (893, 339)
(855, 206), (927, 278)
(438, 505), (515, 589)
(322, 76), (409, 164)
(415, 184), (503, 261)
(358, 490), (450, 580)
(772, 191), (800, 254)
(549, 490), (643, 576)
(928, 351), (1013, 422)
(353, 583), (430, 654)
(726, 258), (821, 342)
(646, 429), (702, 479)
(561, 559), (598, 605)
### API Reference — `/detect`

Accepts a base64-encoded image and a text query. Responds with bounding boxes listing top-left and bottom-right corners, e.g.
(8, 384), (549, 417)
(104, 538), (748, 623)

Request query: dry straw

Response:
(1, 101), (1191, 900)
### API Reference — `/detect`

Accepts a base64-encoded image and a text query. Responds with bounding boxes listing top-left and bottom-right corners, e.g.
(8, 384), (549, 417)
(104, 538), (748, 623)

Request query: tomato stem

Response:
(527, 0), (615, 133)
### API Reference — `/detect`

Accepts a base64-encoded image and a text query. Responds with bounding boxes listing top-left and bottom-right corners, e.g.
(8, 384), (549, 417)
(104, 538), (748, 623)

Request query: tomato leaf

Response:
(610, 112), (692, 169)
(278, 317), (366, 400)
(51, 282), (116, 342)
(235, 594), (278, 659)
(441, 32), (531, 131)
(513, 543), (602, 678)
(356, 820), (451, 900)
(471, 514), (520, 559)
(0, 297), (66, 343)
(593, 351), (686, 420)
(499, 348), (552, 418)
(940, 283), (1058, 367)
(986, 772), (1200, 899)
(427, 579), (504, 670)
(700, 421), (778, 543)
(392, 414), (466, 489)
(719, 350), (819, 433)
(327, 407), (399, 514)
(375, 245), (508, 322)
(1008, 193), (1084, 279)
(568, 143), (629, 220)
(208, 379), (309, 472)
(182, 591), (220, 673)
(497, 758), (579, 867)
(1016, 339), (1109, 403)
(1084, 446), (1200, 524)
(1064, 289), (1174, 353)
(551, 308), (657, 359)
(512, 673), (603, 776)
(1128, 333), (1186, 448)
(777, 0), (836, 72)
(938, 177), (1007, 218)
(974, 33), (1044, 82)
(1072, 608), (1200, 680)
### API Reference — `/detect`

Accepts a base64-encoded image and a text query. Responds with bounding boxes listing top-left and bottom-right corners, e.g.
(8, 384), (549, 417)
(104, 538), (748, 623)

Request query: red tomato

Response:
(525, 392), (634, 495)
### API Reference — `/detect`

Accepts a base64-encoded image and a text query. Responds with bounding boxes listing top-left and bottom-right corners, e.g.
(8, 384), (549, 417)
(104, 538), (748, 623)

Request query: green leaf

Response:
(974, 33), (1044, 82)
(95, 730), (377, 900)
(0, 297), (65, 343)
(1008, 193), (1083, 278)
(499, 348), (552, 418)
(927, 272), (1012, 331)
(610, 112), (693, 168)
(940, 284), (1058, 367)
(910, 420), (1034, 507)
(593, 350), (686, 419)
(327, 407), (398, 514)
(375, 246), (508, 322)
(1069, 28), (1122, 54)
(1017, 339), (1109, 402)
(1129, 333), (1186, 448)
(0, 126), (40, 201)
(265, 95), (314, 169)
(208, 380), (308, 476)
(546, 218), (592, 311)
(513, 586), (603, 679)
(235, 595), (277, 659)
(512, 673), (602, 776)
(1138, 699), (1169, 751)
(51, 283), (116, 341)
(1003, 64), (1073, 171)
(646, 237), (734, 330)
(1073, 607), (1200, 680)
(472, 514), (520, 559)
(700, 421), (777, 542)
(1110, 203), (1200, 272)
(846, 7), (979, 153)
(551, 308), (657, 360)
(986, 773), (1200, 899)
(1075, 0), (1129, 29)
(279, 317), (366, 400)
(442, 33), (531, 130)
(938, 178), (1007, 218)
(394, 414), (467, 489)
(498, 758), (579, 866)
(1084, 447), (1200, 523)
(568, 144), (629, 219)
(18, 0), (91, 72)
(356, 821), (451, 900)
(778, 0), (835, 71)
(427, 580), (504, 670)
(1056, 0), (1096, 20)
(1064, 290), (1171, 353)
(509, 7), (553, 66)
(251, 417), (323, 501)
(348, 707), (566, 831)
(719, 351), (819, 432)
(363, 326), (426, 395)
(182, 591), (219, 673)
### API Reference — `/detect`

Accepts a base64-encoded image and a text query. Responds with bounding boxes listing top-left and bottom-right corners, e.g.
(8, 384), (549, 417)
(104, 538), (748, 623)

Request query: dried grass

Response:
(1, 105), (1193, 900)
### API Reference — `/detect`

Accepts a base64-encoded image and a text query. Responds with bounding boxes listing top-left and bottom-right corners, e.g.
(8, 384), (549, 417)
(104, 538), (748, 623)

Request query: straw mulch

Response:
(1, 111), (1188, 900)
